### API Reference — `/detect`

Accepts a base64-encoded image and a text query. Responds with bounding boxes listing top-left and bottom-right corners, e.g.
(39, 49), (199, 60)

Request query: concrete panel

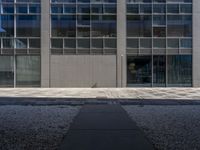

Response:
(117, 0), (127, 87)
(193, 0), (200, 87)
(41, 1), (50, 87)
(50, 55), (117, 87)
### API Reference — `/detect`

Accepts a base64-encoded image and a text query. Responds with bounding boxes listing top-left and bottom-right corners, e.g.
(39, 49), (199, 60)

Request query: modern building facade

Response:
(0, 0), (199, 88)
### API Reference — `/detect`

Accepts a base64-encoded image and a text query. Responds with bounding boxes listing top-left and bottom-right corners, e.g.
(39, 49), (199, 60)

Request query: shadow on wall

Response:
(91, 83), (98, 88)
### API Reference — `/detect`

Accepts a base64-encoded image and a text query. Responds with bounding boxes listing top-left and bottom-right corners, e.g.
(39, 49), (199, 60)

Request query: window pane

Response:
(16, 56), (41, 87)
(127, 56), (152, 86)
(0, 15), (14, 37)
(15, 38), (27, 48)
(51, 15), (76, 37)
(0, 56), (14, 87)
(167, 55), (192, 86)
(16, 15), (40, 37)
(153, 55), (166, 86)
(127, 15), (152, 37)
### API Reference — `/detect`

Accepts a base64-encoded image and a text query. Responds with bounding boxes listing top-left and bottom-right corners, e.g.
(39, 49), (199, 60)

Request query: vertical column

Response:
(41, 0), (50, 87)
(193, 0), (200, 87)
(117, 0), (126, 87)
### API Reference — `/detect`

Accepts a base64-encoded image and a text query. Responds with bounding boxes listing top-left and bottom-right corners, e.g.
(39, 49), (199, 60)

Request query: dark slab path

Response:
(59, 104), (154, 150)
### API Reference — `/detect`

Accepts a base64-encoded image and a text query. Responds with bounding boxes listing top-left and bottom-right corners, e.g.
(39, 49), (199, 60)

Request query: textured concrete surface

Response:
(60, 104), (154, 150)
(0, 88), (200, 99)
(0, 105), (80, 150)
(124, 105), (200, 150)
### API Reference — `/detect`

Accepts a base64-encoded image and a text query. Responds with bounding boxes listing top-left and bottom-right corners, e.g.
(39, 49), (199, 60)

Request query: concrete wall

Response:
(193, 0), (200, 87)
(117, 0), (127, 87)
(41, 0), (50, 87)
(50, 55), (117, 87)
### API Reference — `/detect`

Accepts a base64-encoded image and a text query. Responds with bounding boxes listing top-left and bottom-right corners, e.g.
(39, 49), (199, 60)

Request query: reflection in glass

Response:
(51, 15), (76, 37)
(168, 55), (192, 86)
(16, 15), (40, 37)
(127, 56), (152, 86)
(153, 56), (166, 87)
(0, 15), (14, 37)
(16, 56), (41, 87)
(127, 15), (152, 37)
(0, 56), (14, 87)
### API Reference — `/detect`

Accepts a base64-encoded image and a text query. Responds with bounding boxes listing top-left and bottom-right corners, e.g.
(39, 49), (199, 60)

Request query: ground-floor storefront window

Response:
(0, 55), (41, 87)
(127, 56), (152, 87)
(127, 55), (192, 87)
(0, 56), (14, 87)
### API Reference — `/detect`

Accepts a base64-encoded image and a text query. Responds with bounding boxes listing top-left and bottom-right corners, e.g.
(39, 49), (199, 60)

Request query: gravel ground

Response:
(123, 105), (200, 150)
(0, 105), (80, 150)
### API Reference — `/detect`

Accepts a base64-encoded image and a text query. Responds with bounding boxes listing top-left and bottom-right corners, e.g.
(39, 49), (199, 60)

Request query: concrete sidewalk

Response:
(59, 104), (154, 150)
(0, 88), (200, 99)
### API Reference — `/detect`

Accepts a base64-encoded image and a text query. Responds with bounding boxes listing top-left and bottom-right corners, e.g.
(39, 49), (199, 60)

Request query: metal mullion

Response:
(166, 2), (168, 87)
(90, 2), (92, 54)
(0, 38), (2, 54)
(28, 3), (30, 14)
(138, 37), (140, 55)
(63, 38), (64, 55)
(27, 37), (30, 54)
(14, 0), (17, 88)
(76, 0), (78, 54)
(151, 2), (153, 87)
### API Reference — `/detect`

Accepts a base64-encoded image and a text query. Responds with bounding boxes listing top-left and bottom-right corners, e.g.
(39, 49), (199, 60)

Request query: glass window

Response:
(29, 39), (41, 48)
(127, 56), (152, 86)
(127, 39), (139, 48)
(16, 4), (28, 13)
(51, 39), (63, 48)
(92, 15), (116, 37)
(77, 27), (90, 37)
(153, 15), (166, 26)
(167, 55), (192, 86)
(180, 39), (192, 48)
(77, 39), (90, 48)
(140, 39), (152, 48)
(3, 38), (14, 48)
(153, 39), (166, 48)
(167, 15), (192, 37)
(104, 38), (116, 48)
(0, 56), (14, 87)
(127, 4), (139, 14)
(153, 27), (166, 37)
(15, 38), (27, 48)
(92, 39), (103, 48)
(127, 15), (152, 37)
(64, 39), (76, 48)
(16, 56), (41, 87)
(51, 15), (76, 37)
(2, 4), (14, 14)
(16, 15), (40, 37)
(167, 39), (179, 48)
(29, 4), (41, 13)
(153, 4), (166, 14)
(0, 15), (14, 37)
(153, 55), (166, 86)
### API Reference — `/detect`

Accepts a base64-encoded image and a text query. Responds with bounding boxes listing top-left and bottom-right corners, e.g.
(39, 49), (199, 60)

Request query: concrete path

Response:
(0, 88), (200, 99)
(59, 104), (154, 150)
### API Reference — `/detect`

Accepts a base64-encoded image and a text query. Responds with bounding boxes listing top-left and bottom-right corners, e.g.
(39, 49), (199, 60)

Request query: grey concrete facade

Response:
(39, 0), (197, 88)
(193, 0), (200, 87)
(50, 55), (117, 87)
(41, 0), (50, 87)
(117, 0), (127, 87)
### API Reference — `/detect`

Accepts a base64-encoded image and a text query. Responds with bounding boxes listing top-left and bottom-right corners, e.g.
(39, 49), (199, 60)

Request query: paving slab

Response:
(0, 88), (200, 100)
(59, 104), (154, 150)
